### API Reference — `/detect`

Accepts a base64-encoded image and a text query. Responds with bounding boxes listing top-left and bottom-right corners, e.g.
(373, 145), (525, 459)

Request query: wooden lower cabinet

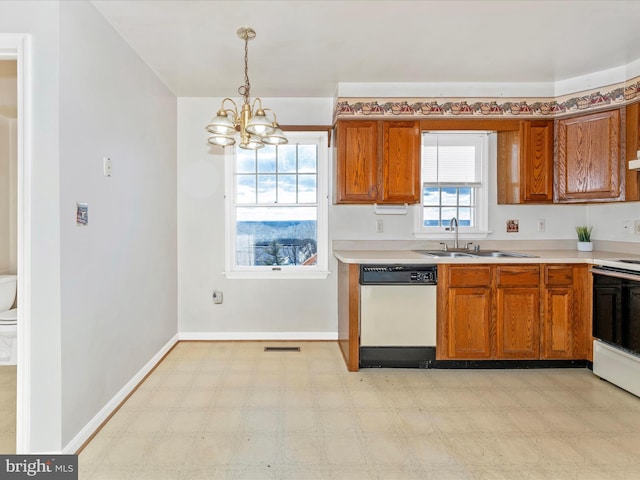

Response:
(541, 264), (591, 360)
(438, 263), (589, 361)
(496, 266), (540, 359)
(447, 286), (492, 358)
(542, 286), (574, 358)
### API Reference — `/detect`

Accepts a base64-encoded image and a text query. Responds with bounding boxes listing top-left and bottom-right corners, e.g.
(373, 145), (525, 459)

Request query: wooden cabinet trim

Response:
(337, 262), (360, 371)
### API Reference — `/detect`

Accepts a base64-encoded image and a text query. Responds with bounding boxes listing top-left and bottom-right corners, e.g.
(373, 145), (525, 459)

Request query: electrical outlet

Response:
(375, 219), (383, 233)
(635, 220), (640, 235)
(537, 219), (545, 232)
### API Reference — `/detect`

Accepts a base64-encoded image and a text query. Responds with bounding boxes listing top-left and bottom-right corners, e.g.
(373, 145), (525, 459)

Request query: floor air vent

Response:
(264, 346), (301, 352)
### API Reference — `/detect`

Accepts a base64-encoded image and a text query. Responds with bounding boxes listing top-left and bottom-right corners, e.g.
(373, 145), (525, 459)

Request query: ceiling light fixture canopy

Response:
(206, 26), (287, 150)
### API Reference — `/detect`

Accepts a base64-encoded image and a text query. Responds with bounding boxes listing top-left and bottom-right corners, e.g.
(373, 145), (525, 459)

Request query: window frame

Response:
(224, 131), (329, 279)
(414, 131), (490, 240)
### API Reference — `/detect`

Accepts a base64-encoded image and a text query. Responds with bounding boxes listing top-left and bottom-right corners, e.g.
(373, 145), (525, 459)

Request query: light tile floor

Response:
(0, 365), (16, 454)
(80, 342), (640, 479)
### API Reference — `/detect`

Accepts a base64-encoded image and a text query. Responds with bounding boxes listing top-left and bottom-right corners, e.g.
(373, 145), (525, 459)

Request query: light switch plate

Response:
(103, 157), (112, 177)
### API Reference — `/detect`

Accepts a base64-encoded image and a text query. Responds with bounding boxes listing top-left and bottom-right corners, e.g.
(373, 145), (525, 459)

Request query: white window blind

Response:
(422, 133), (483, 185)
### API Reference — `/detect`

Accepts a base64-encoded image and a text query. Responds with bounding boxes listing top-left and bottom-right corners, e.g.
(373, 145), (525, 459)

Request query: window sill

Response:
(223, 270), (331, 280)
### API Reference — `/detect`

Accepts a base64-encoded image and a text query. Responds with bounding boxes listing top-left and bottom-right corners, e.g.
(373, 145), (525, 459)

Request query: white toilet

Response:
(0, 274), (17, 365)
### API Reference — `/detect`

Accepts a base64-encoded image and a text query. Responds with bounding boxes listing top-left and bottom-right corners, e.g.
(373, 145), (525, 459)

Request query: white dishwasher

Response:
(359, 264), (437, 368)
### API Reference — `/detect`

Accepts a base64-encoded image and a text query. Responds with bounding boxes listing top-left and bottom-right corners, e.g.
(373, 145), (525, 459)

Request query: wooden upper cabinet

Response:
(335, 121), (378, 203)
(379, 121), (421, 203)
(522, 121), (554, 202)
(625, 103), (640, 202)
(555, 109), (622, 202)
(497, 120), (553, 204)
(335, 120), (420, 204)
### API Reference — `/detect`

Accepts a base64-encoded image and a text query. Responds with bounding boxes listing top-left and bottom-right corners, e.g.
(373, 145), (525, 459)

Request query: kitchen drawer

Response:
(448, 266), (491, 287)
(544, 265), (573, 286)
(496, 265), (540, 287)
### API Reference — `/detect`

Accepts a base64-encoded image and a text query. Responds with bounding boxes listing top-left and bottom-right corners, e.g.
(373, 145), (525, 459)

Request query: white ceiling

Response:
(91, 0), (640, 98)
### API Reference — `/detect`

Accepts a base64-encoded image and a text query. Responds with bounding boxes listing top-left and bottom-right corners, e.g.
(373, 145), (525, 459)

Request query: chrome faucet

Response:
(449, 217), (459, 249)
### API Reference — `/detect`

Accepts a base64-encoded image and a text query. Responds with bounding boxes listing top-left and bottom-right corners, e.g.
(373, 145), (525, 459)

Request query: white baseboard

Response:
(178, 331), (338, 341)
(63, 334), (179, 454)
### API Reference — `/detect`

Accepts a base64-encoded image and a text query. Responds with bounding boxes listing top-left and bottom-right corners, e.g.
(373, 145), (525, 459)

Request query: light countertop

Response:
(333, 249), (640, 265)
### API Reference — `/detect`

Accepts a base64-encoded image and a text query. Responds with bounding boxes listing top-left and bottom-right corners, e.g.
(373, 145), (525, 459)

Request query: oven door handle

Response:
(590, 267), (640, 282)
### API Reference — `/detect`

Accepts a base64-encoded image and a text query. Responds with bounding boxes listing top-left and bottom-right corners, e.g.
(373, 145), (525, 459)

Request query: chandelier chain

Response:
(238, 32), (251, 104)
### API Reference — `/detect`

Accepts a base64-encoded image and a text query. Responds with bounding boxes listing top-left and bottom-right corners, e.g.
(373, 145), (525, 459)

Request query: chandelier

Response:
(205, 27), (287, 150)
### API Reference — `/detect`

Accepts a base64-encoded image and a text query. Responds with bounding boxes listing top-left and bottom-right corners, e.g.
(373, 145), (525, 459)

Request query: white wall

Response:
(178, 97), (338, 336)
(58, 1), (177, 446)
(0, 0), (63, 452)
(588, 201), (640, 243)
(0, 0), (178, 452)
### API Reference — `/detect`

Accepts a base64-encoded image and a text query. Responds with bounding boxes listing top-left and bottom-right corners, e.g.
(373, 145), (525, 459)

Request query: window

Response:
(416, 131), (489, 236)
(225, 132), (328, 278)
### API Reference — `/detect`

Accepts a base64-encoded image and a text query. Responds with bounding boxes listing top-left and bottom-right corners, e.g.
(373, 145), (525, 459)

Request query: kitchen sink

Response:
(471, 250), (538, 258)
(413, 250), (477, 258)
(413, 249), (538, 259)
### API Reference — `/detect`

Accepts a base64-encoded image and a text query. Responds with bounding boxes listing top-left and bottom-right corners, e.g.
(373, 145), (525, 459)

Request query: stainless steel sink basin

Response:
(471, 250), (538, 258)
(413, 250), (477, 258)
(413, 249), (538, 259)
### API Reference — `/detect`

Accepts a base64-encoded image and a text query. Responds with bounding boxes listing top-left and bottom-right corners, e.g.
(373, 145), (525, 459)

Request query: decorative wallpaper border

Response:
(335, 76), (640, 120)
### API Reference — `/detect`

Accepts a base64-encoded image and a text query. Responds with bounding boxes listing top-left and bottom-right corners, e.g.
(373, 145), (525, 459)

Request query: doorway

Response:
(0, 58), (17, 453)
(0, 34), (30, 454)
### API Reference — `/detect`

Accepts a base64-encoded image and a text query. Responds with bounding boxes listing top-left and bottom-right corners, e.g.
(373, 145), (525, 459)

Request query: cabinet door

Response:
(335, 121), (378, 203)
(447, 287), (492, 359)
(556, 109), (622, 202)
(379, 121), (421, 204)
(496, 287), (540, 358)
(543, 265), (591, 360)
(542, 287), (574, 358)
(522, 121), (554, 202)
(496, 121), (553, 204)
(495, 265), (540, 359)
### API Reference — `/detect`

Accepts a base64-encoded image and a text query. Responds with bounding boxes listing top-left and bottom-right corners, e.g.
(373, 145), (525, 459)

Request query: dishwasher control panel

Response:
(360, 265), (438, 285)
